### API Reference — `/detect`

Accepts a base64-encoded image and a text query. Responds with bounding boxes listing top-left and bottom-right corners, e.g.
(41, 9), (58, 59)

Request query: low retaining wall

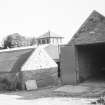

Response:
(19, 67), (58, 90)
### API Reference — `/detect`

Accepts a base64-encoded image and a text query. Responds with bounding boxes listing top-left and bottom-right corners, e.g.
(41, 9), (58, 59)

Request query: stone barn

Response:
(0, 46), (58, 90)
(0, 47), (34, 90)
(60, 10), (105, 85)
(20, 46), (58, 90)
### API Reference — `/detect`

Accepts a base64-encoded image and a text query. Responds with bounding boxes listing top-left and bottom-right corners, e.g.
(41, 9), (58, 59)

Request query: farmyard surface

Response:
(1, 81), (105, 105)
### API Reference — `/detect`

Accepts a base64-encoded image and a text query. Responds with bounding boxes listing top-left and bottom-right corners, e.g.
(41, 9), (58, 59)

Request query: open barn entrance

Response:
(76, 43), (105, 82)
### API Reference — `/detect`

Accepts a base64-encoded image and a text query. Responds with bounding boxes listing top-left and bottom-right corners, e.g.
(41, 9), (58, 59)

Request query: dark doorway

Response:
(57, 62), (60, 77)
(76, 43), (105, 82)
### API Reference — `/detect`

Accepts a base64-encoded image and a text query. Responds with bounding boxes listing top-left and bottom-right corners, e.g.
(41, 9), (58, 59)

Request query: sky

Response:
(0, 0), (105, 44)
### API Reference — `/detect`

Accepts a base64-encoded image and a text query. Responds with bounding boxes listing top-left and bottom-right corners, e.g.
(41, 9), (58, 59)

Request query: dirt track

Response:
(0, 94), (95, 105)
(1, 80), (105, 105)
(0, 90), (96, 105)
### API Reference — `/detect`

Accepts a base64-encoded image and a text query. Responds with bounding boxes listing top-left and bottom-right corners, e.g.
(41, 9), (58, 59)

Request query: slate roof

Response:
(0, 46), (35, 72)
(0, 45), (58, 72)
(69, 10), (105, 45)
(21, 45), (57, 71)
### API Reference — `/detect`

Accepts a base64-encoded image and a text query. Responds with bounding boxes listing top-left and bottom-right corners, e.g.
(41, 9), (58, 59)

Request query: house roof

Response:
(0, 46), (35, 72)
(38, 31), (64, 39)
(69, 10), (105, 45)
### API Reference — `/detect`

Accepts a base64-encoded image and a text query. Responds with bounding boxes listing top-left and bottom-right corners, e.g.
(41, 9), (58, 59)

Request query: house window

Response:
(47, 39), (50, 44)
(42, 40), (46, 44)
(38, 40), (41, 44)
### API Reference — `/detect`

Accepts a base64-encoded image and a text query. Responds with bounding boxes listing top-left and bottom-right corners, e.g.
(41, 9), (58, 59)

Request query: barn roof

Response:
(21, 45), (57, 71)
(39, 44), (60, 62)
(0, 45), (58, 72)
(0, 46), (35, 72)
(69, 10), (105, 45)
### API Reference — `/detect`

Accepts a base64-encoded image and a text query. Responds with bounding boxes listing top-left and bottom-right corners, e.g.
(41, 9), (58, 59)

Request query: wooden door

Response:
(60, 45), (77, 84)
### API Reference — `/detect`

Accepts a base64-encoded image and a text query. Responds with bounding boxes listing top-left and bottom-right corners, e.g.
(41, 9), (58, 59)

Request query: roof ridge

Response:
(68, 10), (105, 45)
(0, 45), (36, 53)
(92, 10), (105, 18)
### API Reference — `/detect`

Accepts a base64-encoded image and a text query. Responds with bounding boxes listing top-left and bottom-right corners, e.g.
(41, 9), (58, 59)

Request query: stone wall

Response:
(19, 67), (58, 90)
(0, 72), (18, 90)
